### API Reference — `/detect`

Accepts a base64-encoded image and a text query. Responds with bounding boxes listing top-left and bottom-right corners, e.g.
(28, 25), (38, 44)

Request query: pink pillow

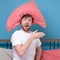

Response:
(6, 0), (46, 32)
(41, 49), (60, 60)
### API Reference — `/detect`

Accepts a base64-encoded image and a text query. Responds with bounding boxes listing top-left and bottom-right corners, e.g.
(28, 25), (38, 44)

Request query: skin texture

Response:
(14, 16), (45, 60)
(21, 17), (32, 32)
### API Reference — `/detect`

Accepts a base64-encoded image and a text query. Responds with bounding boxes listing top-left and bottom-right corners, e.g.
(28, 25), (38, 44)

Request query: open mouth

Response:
(26, 25), (28, 27)
(25, 25), (29, 28)
(25, 24), (29, 27)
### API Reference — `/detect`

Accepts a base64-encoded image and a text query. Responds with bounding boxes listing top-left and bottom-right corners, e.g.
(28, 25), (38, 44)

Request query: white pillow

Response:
(0, 48), (12, 60)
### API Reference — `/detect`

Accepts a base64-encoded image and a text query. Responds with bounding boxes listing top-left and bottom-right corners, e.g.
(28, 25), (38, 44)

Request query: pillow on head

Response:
(6, 0), (46, 32)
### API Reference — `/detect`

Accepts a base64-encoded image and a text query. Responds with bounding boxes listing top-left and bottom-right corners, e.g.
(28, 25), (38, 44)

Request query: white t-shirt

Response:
(11, 29), (41, 60)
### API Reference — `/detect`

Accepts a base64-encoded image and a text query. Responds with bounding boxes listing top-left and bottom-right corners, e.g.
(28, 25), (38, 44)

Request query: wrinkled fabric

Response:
(0, 48), (12, 60)
(41, 49), (60, 60)
(0, 48), (60, 60)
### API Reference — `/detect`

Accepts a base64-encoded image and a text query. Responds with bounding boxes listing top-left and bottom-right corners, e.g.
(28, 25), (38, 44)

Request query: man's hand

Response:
(30, 30), (45, 40)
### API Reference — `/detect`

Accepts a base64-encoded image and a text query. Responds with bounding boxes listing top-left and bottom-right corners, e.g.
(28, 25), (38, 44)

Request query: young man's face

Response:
(21, 17), (33, 32)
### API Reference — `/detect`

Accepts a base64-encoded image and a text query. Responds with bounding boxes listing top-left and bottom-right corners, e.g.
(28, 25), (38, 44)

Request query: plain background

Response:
(0, 0), (60, 39)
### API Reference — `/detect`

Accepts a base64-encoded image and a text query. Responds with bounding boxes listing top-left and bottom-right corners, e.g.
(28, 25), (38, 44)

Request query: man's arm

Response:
(35, 46), (42, 60)
(14, 30), (44, 57)
(14, 37), (33, 57)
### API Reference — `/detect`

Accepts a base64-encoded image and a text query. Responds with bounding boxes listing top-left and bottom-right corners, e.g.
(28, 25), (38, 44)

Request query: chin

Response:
(24, 29), (29, 32)
(24, 28), (30, 32)
(22, 26), (30, 32)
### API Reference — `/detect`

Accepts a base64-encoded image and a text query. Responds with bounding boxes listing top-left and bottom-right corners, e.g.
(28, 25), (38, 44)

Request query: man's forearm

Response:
(35, 47), (42, 60)
(19, 38), (33, 55)
(14, 37), (33, 56)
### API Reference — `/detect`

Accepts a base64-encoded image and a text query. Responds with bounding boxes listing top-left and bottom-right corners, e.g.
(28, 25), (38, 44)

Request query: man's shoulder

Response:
(12, 30), (22, 36)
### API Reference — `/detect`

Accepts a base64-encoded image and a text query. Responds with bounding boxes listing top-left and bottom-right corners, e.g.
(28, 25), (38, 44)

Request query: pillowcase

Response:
(41, 49), (60, 60)
(0, 48), (12, 60)
(6, 0), (46, 32)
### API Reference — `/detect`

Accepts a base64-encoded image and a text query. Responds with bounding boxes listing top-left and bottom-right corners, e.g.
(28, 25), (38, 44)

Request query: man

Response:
(11, 14), (45, 60)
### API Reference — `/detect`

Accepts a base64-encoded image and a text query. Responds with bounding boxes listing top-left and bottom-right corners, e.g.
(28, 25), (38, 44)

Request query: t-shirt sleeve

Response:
(36, 38), (42, 47)
(10, 31), (22, 46)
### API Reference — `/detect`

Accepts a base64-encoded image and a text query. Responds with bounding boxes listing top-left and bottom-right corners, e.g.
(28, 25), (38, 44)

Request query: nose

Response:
(26, 19), (29, 23)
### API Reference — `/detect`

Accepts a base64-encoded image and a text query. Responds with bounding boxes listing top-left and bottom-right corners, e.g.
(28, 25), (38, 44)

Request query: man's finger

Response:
(34, 30), (38, 33)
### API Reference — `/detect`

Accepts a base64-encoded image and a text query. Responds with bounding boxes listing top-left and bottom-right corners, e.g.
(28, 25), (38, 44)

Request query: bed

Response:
(0, 39), (60, 60)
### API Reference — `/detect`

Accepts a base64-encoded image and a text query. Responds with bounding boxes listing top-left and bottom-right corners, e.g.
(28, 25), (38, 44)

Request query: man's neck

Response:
(21, 29), (30, 33)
